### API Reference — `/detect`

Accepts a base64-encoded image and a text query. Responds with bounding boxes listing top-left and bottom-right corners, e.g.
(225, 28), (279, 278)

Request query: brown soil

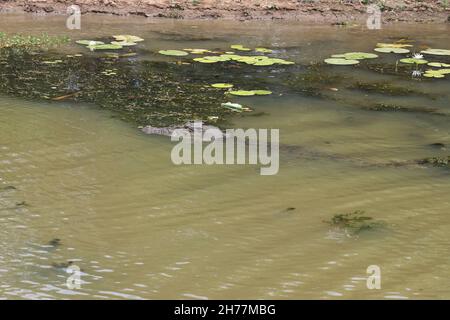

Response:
(0, 0), (449, 24)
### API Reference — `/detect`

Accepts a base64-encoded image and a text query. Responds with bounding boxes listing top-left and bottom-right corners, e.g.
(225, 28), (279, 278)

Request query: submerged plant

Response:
(0, 32), (70, 50)
(325, 210), (385, 235)
(418, 156), (450, 168)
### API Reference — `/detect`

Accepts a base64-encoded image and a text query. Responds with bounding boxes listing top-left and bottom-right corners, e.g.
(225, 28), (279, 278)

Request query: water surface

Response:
(0, 14), (450, 299)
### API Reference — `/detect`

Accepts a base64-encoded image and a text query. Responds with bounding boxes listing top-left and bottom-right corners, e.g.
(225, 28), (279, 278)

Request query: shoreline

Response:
(0, 1), (449, 24)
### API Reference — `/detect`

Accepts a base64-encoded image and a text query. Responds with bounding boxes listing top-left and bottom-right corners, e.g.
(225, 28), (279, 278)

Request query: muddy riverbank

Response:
(1, 0), (450, 24)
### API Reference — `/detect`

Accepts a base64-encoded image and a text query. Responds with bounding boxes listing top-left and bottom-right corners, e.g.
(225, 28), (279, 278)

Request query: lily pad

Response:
(324, 58), (360, 65)
(193, 58), (218, 63)
(374, 47), (410, 54)
(211, 83), (234, 89)
(332, 52), (378, 60)
(427, 62), (450, 68)
(231, 44), (251, 51)
(423, 70), (446, 78)
(255, 47), (273, 53)
(228, 90), (256, 96)
(420, 48), (450, 56)
(252, 90), (272, 95)
(113, 35), (144, 43)
(90, 43), (123, 50)
(400, 58), (428, 65)
(111, 41), (137, 47)
(159, 50), (189, 56)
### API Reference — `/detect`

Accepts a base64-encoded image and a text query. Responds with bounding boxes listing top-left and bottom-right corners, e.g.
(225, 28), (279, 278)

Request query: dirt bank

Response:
(0, 0), (449, 24)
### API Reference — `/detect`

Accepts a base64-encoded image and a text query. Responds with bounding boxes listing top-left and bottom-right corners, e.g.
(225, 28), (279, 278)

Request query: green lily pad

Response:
(113, 35), (144, 43)
(253, 60), (275, 66)
(90, 43), (123, 50)
(159, 50), (189, 56)
(193, 57), (218, 63)
(111, 41), (137, 47)
(255, 47), (273, 53)
(231, 44), (251, 51)
(423, 70), (446, 78)
(420, 48), (450, 56)
(252, 90), (272, 95)
(76, 40), (104, 46)
(374, 47), (410, 54)
(427, 62), (450, 68)
(332, 52), (378, 60)
(400, 58), (428, 64)
(211, 83), (234, 89)
(228, 90), (256, 96)
(324, 58), (360, 65)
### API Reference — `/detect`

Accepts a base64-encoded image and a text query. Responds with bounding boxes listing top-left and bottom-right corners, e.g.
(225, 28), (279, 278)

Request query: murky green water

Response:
(0, 14), (450, 299)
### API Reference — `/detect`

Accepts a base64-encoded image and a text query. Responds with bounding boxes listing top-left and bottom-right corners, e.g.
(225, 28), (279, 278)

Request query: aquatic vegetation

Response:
(376, 43), (412, 48)
(418, 156), (450, 168)
(374, 47), (410, 54)
(76, 40), (104, 46)
(364, 103), (441, 115)
(428, 62), (450, 67)
(211, 83), (234, 89)
(111, 41), (138, 47)
(349, 81), (428, 96)
(423, 69), (446, 78)
(255, 47), (273, 53)
(332, 52), (378, 60)
(324, 58), (359, 65)
(90, 43), (124, 50)
(112, 35), (144, 43)
(228, 90), (256, 96)
(0, 32), (70, 50)
(420, 48), (450, 56)
(252, 90), (272, 95)
(325, 211), (385, 234)
(0, 48), (236, 127)
(159, 49), (189, 56)
(227, 90), (272, 96)
(400, 58), (428, 65)
(231, 44), (251, 51)
(221, 102), (250, 112)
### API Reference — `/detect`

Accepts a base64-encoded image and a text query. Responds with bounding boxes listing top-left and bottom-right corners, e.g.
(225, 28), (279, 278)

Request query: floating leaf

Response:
(332, 52), (378, 60)
(427, 62), (450, 68)
(420, 48), (450, 56)
(324, 58), (360, 65)
(374, 47), (410, 54)
(231, 44), (251, 51)
(211, 83), (234, 89)
(111, 41), (137, 47)
(376, 43), (413, 48)
(90, 43), (123, 50)
(193, 57), (218, 63)
(255, 47), (273, 53)
(423, 70), (446, 78)
(113, 35), (144, 43)
(228, 90), (256, 96)
(400, 58), (428, 64)
(252, 90), (272, 95)
(159, 50), (189, 56)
